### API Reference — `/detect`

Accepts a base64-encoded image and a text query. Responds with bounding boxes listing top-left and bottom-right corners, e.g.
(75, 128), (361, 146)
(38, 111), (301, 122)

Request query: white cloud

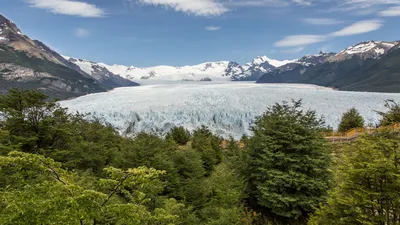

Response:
(274, 35), (327, 47)
(26, 0), (105, 17)
(292, 0), (312, 6)
(275, 19), (384, 48)
(329, 0), (400, 14)
(280, 46), (305, 53)
(379, 6), (400, 16)
(330, 20), (383, 37)
(74, 28), (90, 37)
(137, 0), (228, 16)
(304, 18), (343, 25)
(205, 26), (221, 31)
(225, 0), (288, 7)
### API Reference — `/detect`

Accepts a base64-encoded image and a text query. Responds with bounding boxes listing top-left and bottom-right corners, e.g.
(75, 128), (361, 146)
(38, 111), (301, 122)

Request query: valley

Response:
(2, 1), (400, 224)
(1, 13), (400, 97)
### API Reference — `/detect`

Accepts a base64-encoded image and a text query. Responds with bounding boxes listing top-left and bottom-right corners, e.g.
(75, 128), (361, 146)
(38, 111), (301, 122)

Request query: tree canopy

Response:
(247, 100), (332, 224)
(338, 108), (365, 132)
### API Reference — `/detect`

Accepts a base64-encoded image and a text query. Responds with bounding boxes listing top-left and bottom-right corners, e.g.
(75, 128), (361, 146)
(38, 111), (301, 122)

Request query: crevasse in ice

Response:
(60, 82), (400, 139)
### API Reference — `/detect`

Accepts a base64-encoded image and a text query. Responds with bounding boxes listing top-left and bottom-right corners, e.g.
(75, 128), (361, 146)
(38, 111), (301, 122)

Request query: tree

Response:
(192, 126), (223, 175)
(199, 161), (251, 225)
(377, 100), (400, 126)
(338, 108), (365, 132)
(0, 151), (186, 225)
(309, 133), (400, 225)
(166, 126), (191, 145)
(0, 88), (61, 152)
(247, 100), (332, 224)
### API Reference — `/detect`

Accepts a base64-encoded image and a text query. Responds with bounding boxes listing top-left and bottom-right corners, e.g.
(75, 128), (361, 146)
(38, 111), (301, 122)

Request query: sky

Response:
(1, 0), (400, 67)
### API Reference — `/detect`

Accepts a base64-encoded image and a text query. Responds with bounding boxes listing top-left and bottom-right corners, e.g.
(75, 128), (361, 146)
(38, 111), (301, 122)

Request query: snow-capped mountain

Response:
(0, 15), (81, 70)
(256, 52), (335, 84)
(63, 56), (138, 88)
(276, 52), (336, 73)
(97, 55), (296, 82)
(99, 61), (242, 81)
(327, 41), (398, 62)
(245, 56), (296, 68)
(257, 40), (400, 93)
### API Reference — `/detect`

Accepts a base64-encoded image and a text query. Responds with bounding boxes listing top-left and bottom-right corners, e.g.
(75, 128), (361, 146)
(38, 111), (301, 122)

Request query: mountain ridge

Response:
(0, 14), (138, 99)
(89, 55), (297, 81)
(257, 40), (400, 93)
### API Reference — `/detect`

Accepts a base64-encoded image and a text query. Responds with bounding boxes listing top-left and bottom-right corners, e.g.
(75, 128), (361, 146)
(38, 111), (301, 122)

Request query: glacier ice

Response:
(60, 81), (400, 139)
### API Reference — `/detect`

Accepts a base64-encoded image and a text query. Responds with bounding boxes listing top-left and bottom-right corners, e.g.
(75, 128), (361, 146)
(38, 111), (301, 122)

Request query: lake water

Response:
(60, 82), (400, 138)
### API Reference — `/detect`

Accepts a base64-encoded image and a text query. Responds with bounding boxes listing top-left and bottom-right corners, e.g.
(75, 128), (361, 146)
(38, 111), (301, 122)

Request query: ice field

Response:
(60, 82), (400, 139)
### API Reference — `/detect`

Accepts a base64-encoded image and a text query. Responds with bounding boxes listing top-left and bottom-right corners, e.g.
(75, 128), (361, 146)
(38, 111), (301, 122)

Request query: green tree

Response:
(0, 151), (186, 225)
(338, 108), (365, 132)
(377, 100), (400, 126)
(247, 100), (332, 224)
(199, 162), (250, 225)
(192, 126), (223, 175)
(172, 148), (206, 206)
(112, 132), (181, 195)
(0, 88), (63, 152)
(167, 126), (191, 145)
(309, 133), (400, 225)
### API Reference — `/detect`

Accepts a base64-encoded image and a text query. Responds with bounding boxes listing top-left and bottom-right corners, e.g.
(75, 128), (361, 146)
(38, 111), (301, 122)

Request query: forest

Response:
(0, 89), (399, 225)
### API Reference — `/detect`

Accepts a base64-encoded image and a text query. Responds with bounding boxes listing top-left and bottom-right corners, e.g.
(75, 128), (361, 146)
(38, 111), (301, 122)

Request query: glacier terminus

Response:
(60, 81), (400, 139)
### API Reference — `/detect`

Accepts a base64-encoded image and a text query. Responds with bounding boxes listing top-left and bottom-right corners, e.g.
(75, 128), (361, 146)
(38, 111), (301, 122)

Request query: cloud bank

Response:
(26, 0), (105, 17)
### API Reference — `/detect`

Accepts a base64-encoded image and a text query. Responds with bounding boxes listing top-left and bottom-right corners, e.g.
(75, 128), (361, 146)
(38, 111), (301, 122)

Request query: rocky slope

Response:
(256, 52), (335, 83)
(257, 41), (400, 93)
(0, 14), (137, 99)
(63, 56), (138, 88)
(338, 42), (400, 92)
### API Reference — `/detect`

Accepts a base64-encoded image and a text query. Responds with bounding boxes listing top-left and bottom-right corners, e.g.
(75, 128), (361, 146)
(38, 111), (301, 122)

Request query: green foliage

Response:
(0, 88), (63, 152)
(247, 100), (332, 224)
(192, 126), (223, 175)
(0, 130), (15, 155)
(377, 100), (400, 126)
(5, 89), (400, 224)
(167, 126), (191, 145)
(199, 162), (249, 225)
(338, 108), (365, 132)
(309, 133), (400, 225)
(171, 148), (206, 205)
(0, 151), (186, 225)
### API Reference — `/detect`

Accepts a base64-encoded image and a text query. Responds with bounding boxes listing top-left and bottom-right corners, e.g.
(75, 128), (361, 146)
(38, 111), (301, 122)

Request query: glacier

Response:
(60, 81), (400, 139)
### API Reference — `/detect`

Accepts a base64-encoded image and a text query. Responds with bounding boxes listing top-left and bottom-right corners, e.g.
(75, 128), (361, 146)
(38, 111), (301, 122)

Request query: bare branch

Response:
(101, 173), (131, 207)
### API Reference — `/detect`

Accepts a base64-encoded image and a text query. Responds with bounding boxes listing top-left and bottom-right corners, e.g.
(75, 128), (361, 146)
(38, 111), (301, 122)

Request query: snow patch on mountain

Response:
(68, 58), (96, 75)
(100, 61), (235, 81)
(248, 56), (296, 68)
(95, 54), (301, 82)
(341, 42), (378, 54)
(329, 41), (398, 62)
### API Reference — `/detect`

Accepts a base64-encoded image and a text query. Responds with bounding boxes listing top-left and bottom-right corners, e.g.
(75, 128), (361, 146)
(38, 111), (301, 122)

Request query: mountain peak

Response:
(249, 56), (296, 68)
(327, 40), (398, 62)
(0, 14), (10, 26)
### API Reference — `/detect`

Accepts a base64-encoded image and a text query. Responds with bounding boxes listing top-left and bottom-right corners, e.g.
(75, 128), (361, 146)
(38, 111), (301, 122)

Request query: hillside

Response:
(257, 41), (400, 93)
(341, 44), (400, 92)
(0, 45), (106, 99)
(63, 56), (138, 89)
(256, 52), (335, 84)
(0, 14), (137, 99)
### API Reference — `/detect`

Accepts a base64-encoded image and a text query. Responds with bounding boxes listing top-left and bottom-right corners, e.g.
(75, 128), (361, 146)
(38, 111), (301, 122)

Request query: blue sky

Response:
(2, 0), (400, 67)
